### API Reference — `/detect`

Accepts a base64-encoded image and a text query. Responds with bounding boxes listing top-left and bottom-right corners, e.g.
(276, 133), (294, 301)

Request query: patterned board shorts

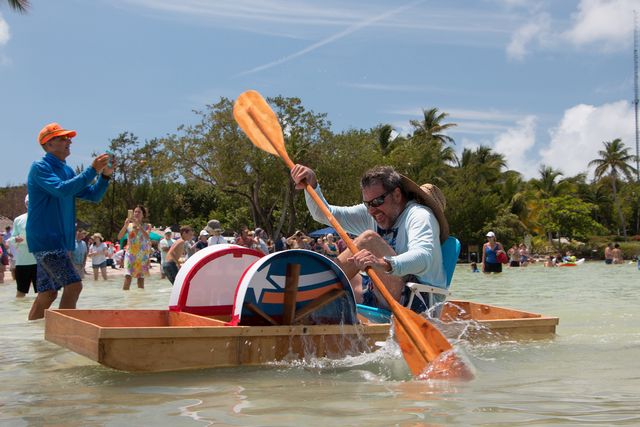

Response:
(34, 249), (81, 293)
(361, 274), (428, 314)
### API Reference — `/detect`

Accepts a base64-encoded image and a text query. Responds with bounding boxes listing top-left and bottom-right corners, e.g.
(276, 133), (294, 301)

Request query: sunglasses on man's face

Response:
(363, 189), (393, 208)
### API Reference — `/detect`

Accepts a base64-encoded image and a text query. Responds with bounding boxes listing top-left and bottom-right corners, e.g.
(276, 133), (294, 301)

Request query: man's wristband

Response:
(383, 256), (395, 273)
(101, 174), (112, 180)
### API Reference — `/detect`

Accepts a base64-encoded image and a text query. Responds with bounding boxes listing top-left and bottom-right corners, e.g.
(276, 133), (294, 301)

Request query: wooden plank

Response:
(168, 311), (227, 327)
(244, 303), (279, 326)
(442, 300), (548, 321)
(52, 309), (168, 327)
(97, 327), (390, 372)
(282, 263), (300, 325)
(45, 310), (101, 362)
(293, 289), (345, 323)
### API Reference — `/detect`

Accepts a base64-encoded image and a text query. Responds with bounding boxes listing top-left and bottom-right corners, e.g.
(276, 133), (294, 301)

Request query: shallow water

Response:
(1, 262), (638, 426)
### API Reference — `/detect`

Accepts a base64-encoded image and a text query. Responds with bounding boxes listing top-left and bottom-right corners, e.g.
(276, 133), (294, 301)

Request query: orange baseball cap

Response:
(38, 122), (77, 145)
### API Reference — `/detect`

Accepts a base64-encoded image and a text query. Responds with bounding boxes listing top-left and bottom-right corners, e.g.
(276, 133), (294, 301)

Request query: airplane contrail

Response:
(237, 0), (425, 76)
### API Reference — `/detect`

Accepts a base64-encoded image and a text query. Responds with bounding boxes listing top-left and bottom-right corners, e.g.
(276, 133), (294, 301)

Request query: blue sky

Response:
(0, 0), (637, 186)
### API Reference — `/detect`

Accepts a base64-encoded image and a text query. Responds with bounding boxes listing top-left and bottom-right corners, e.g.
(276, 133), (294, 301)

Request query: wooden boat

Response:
(356, 299), (559, 340)
(438, 300), (559, 340)
(44, 309), (389, 372)
(44, 245), (559, 372)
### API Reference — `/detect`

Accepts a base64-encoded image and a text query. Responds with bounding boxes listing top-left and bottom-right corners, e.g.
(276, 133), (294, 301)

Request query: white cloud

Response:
(539, 100), (636, 177)
(447, 108), (525, 122)
(389, 106), (525, 122)
(504, 0), (636, 59)
(564, 0), (636, 49)
(493, 115), (538, 176)
(456, 121), (512, 134)
(0, 13), (10, 46)
(506, 13), (551, 60)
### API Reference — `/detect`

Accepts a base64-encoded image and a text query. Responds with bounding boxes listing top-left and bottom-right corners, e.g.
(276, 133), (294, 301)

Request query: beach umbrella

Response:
(120, 231), (163, 247)
(308, 226), (337, 238)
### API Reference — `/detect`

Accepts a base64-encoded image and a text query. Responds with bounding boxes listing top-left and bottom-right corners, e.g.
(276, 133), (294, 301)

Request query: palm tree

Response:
(409, 108), (457, 145)
(456, 146), (507, 184)
(5, 0), (29, 13)
(529, 165), (574, 198)
(376, 124), (395, 156)
(588, 138), (638, 238)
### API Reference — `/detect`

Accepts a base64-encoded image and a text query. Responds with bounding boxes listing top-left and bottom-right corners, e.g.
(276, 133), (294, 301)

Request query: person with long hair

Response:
(117, 205), (151, 290)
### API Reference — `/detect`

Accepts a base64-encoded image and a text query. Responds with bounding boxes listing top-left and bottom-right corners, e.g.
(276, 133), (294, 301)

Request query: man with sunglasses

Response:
(290, 164), (447, 313)
(26, 122), (114, 320)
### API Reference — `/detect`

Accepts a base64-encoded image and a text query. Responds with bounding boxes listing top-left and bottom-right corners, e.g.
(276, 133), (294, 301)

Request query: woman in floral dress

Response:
(117, 205), (151, 290)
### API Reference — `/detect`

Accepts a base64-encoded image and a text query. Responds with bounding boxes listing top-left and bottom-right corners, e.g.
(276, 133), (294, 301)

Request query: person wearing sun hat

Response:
(482, 231), (505, 274)
(205, 219), (226, 245)
(26, 122), (114, 320)
(290, 164), (448, 314)
(194, 229), (210, 252)
(88, 232), (108, 281)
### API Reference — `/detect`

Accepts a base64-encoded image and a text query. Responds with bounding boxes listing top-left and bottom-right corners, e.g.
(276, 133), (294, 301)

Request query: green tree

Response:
(529, 165), (574, 198)
(389, 137), (456, 187)
(538, 196), (607, 245)
(409, 108), (456, 145)
(160, 96), (332, 238)
(588, 138), (638, 238)
(520, 165), (576, 238)
(458, 146), (507, 184)
(375, 124), (396, 156)
(483, 207), (528, 249)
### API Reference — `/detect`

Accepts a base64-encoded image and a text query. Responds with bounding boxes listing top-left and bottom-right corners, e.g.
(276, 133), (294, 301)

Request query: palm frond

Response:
(7, 0), (30, 13)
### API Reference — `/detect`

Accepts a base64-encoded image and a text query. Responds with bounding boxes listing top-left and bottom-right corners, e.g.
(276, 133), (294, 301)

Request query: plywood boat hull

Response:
(45, 309), (389, 372)
(439, 300), (559, 339)
(45, 299), (558, 372)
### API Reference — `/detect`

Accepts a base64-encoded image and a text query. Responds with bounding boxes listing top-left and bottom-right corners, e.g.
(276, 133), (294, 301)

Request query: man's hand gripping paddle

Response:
(233, 90), (473, 380)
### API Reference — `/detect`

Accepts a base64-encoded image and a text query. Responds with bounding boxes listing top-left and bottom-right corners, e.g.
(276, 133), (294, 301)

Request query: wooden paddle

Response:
(233, 90), (472, 380)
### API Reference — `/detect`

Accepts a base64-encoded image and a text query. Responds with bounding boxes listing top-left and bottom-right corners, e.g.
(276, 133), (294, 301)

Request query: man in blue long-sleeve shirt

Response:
(27, 122), (114, 320)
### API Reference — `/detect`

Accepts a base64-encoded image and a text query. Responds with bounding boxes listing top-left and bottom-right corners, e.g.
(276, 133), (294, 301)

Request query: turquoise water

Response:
(0, 262), (638, 426)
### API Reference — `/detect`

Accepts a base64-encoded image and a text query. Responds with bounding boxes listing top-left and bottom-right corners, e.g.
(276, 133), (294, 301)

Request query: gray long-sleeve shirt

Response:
(304, 186), (446, 288)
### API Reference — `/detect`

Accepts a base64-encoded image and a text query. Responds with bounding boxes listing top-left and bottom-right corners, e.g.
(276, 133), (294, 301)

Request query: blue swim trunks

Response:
(34, 249), (81, 293)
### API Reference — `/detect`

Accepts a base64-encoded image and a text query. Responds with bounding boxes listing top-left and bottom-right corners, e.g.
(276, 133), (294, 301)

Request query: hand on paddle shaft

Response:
(291, 165), (392, 274)
(234, 90), (473, 380)
(290, 164), (318, 190)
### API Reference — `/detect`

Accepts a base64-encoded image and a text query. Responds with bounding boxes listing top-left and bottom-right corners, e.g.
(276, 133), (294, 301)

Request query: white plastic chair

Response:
(404, 236), (461, 311)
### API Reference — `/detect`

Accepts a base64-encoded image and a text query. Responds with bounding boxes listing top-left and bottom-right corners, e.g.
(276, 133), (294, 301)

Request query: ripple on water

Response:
(0, 262), (638, 425)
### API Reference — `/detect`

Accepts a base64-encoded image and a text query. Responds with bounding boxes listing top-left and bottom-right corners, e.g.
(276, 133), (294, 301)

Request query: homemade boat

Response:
(45, 245), (559, 372)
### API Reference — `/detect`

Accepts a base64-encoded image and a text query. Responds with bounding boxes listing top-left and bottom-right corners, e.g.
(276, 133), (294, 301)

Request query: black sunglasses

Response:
(363, 189), (393, 208)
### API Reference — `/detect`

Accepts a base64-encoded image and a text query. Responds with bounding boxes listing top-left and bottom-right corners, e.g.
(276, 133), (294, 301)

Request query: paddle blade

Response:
(394, 306), (474, 380)
(233, 90), (285, 158)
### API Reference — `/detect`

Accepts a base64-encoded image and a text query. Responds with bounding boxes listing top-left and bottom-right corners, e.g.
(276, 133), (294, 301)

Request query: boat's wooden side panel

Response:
(439, 300), (559, 339)
(45, 309), (389, 372)
(442, 300), (543, 321)
(45, 310), (101, 362)
(475, 317), (559, 338)
(45, 300), (560, 372)
(99, 328), (388, 372)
